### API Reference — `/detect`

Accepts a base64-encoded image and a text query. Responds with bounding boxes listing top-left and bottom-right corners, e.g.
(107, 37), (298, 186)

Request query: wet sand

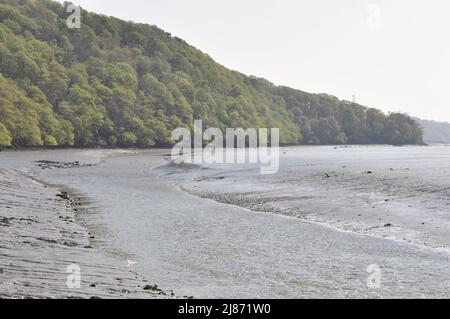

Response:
(0, 168), (169, 299)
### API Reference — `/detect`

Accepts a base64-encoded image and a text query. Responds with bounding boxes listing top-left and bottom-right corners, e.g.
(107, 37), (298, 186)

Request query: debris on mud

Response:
(35, 160), (94, 170)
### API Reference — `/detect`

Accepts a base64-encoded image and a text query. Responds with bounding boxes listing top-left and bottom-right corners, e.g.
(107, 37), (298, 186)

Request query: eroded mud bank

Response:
(0, 168), (169, 299)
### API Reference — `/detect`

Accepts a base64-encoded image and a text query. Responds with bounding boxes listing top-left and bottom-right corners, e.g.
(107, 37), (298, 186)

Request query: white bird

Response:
(126, 259), (137, 268)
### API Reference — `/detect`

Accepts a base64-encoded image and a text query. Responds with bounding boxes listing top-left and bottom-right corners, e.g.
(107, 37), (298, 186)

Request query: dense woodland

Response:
(0, 0), (423, 148)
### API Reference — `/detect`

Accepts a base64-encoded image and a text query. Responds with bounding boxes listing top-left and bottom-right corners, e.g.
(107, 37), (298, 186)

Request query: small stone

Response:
(56, 192), (69, 200)
(143, 284), (159, 291)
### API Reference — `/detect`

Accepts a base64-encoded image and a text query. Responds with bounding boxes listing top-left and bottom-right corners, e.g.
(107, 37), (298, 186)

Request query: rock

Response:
(143, 284), (156, 290)
(62, 241), (78, 247)
(35, 160), (93, 170)
(90, 283), (96, 287)
(143, 284), (164, 294)
(384, 223), (392, 227)
(0, 217), (11, 226)
(56, 191), (69, 200)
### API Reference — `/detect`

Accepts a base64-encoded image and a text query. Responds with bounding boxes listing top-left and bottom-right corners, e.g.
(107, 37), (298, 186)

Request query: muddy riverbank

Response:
(0, 162), (171, 299)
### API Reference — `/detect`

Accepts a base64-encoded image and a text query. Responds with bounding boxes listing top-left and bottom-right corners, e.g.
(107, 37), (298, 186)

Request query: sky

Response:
(58, 0), (450, 122)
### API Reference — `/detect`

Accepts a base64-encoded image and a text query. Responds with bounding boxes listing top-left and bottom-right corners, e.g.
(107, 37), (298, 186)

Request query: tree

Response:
(0, 122), (12, 147)
(0, 0), (423, 148)
(120, 132), (137, 147)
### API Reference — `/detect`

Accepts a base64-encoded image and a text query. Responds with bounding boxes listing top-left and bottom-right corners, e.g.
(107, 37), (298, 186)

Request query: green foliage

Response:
(0, 122), (12, 146)
(44, 135), (57, 146)
(119, 131), (137, 147)
(0, 0), (423, 147)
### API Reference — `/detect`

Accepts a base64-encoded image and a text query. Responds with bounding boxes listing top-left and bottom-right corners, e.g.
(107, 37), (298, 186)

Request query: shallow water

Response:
(0, 150), (167, 299)
(25, 145), (450, 298)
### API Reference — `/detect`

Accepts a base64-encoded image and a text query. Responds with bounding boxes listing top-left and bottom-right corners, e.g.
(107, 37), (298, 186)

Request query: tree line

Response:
(0, 0), (423, 148)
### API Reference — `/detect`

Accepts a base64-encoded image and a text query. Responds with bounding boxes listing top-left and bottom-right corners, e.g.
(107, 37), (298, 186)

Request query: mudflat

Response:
(0, 150), (170, 299)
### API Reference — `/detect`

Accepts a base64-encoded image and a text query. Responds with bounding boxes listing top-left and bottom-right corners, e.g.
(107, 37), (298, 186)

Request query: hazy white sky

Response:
(59, 0), (450, 122)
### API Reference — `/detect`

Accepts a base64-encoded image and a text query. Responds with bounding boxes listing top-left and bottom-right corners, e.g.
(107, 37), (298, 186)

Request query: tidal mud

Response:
(0, 169), (170, 299)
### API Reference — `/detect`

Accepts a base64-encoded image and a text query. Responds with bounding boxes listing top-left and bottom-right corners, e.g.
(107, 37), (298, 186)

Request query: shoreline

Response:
(0, 142), (433, 154)
(0, 168), (171, 299)
(182, 186), (450, 256)
(174, 145), (450, 256)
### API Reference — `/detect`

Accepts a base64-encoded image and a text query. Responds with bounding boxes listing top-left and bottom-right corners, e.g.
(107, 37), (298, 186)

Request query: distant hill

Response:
(414, 118), (450, 144)
(0, 0), (423, 147)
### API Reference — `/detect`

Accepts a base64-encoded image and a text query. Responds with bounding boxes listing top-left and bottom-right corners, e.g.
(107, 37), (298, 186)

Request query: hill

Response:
(414, 118), (450, 143)
(0, 0), (423, 147)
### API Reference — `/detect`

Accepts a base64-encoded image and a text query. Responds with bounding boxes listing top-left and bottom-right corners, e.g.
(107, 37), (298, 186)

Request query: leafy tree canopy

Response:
(0, 0), (423, 148)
